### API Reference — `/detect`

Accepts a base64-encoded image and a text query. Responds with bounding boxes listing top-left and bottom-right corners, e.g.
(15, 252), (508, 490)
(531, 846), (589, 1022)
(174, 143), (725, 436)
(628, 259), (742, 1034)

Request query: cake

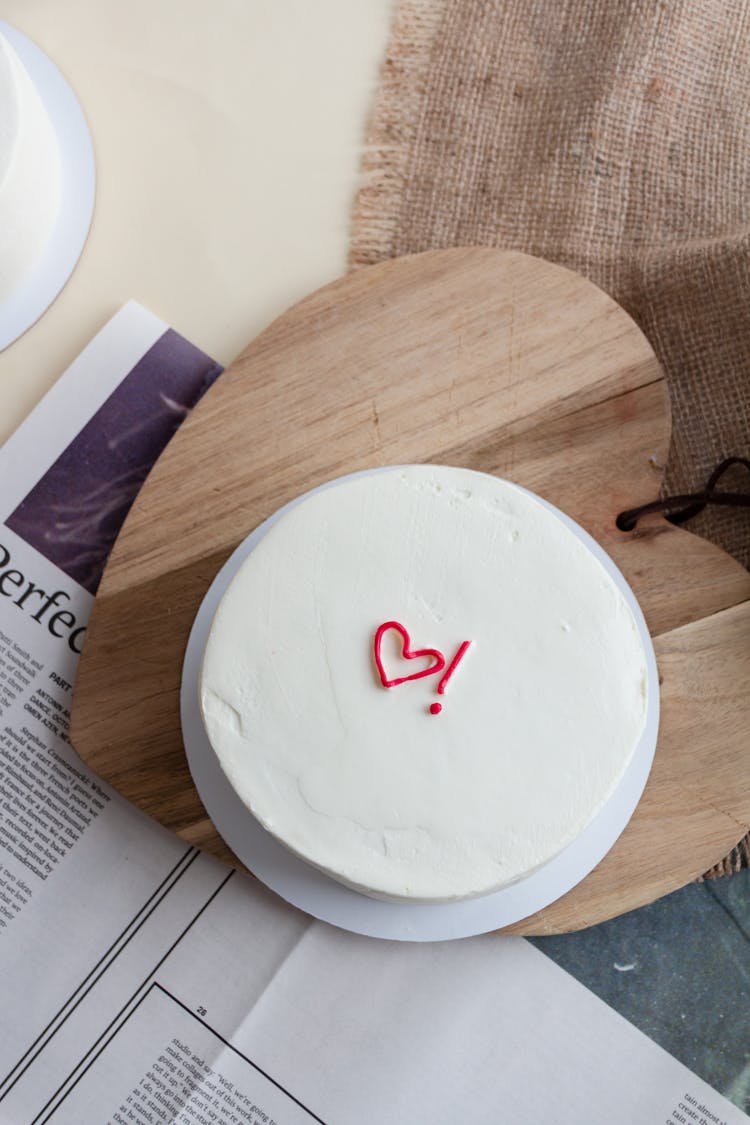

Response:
(0, 29), (62, 302)
(200, 465), (648, 903)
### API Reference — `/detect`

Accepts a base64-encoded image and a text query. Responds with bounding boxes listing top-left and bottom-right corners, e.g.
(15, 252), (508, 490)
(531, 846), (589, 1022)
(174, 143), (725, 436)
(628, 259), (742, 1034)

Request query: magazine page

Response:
(9, 874), (744, 1124)
(0, 304), (229, 1117)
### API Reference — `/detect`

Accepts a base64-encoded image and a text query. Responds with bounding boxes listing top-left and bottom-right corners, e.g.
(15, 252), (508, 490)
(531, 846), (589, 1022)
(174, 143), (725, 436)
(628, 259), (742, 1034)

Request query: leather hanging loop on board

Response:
(617, 457), (750, 532)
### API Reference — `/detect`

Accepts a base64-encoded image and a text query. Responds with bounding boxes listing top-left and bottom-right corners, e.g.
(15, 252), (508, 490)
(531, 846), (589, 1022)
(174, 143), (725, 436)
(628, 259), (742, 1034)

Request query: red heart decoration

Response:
(373, 621), (446, 688)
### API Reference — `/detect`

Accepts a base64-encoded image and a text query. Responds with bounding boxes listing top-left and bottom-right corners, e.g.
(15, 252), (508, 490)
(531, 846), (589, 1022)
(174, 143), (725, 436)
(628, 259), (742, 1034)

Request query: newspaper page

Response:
(0, 307), (745, 1124)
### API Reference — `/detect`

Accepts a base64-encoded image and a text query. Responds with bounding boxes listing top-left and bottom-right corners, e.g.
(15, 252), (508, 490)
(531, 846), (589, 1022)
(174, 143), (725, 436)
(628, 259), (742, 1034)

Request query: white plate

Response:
(180, 470), (660, 942)
(0, 22), (95, 351)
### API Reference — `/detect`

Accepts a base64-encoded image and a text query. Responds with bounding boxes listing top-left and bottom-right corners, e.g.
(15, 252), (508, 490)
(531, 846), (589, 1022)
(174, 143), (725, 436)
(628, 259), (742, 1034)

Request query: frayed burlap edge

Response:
(348, 0), (748, 882)
(349, 0), (449, 270)
(702, 836), (750, 880)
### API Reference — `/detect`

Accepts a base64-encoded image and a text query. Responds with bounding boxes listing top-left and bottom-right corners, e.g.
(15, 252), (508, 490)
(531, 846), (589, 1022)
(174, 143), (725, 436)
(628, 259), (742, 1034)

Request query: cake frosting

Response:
(200, 466), (648, 903)
(0, 30), (62, 302)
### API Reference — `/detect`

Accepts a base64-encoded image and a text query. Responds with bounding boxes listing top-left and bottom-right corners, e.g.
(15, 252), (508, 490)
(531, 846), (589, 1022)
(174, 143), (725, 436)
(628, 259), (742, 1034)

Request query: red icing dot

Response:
(429, 702), (442, 715)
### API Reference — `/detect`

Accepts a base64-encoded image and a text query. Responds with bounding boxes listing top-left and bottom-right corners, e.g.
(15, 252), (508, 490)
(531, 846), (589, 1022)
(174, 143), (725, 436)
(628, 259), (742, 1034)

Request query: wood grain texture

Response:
(69, 249), (750, 934)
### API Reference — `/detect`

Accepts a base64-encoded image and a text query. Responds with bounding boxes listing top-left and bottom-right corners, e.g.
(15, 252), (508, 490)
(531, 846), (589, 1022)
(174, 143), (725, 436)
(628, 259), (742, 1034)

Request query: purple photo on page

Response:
(6, 329), (222, 594)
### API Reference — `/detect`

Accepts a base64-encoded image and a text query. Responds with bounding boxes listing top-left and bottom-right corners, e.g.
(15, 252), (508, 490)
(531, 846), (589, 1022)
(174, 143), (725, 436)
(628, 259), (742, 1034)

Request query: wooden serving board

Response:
(70, 249), (750, 935)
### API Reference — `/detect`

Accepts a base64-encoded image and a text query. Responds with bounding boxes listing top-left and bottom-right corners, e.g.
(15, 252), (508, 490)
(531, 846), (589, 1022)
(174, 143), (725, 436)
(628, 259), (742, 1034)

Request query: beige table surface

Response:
(0, 0), (394, 441)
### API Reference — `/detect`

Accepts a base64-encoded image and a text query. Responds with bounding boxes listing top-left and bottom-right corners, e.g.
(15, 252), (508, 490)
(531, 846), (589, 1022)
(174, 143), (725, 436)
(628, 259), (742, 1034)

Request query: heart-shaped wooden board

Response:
(70, 249), (750, 934)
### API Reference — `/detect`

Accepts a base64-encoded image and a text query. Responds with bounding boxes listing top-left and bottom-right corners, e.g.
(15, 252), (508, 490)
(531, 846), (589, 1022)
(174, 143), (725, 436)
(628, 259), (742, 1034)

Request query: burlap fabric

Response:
(350, 0), (750, 875)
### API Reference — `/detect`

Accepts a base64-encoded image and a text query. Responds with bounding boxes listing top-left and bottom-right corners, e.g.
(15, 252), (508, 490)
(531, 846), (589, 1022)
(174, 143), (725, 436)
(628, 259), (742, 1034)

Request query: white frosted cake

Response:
(200, 466), (648, 903)
(0, 29), (61, 302)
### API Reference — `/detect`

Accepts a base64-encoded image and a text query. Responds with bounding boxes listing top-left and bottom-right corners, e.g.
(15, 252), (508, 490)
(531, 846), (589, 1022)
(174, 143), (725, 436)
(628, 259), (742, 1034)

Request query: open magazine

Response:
(0, 304), (743, 1124)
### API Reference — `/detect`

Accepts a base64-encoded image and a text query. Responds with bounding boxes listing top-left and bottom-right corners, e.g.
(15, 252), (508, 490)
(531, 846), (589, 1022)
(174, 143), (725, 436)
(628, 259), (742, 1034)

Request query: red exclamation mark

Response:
(430, 641), (472, 714)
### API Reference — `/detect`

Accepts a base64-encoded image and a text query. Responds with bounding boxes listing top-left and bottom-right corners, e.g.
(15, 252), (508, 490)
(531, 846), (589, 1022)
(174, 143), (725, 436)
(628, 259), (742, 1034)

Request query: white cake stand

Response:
(180, 470), (660, 942)
(0, 22), (95, 351)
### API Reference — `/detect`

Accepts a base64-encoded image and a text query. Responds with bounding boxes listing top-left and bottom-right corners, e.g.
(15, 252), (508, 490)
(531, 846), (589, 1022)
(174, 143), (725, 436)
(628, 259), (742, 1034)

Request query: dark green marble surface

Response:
(531, 870), (750, 1115)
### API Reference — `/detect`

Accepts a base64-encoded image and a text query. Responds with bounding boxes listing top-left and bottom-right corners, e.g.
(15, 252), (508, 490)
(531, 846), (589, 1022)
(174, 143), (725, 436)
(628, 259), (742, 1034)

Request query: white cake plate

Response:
(180, 470), (660, 942)
(0, 22), (96, 351)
